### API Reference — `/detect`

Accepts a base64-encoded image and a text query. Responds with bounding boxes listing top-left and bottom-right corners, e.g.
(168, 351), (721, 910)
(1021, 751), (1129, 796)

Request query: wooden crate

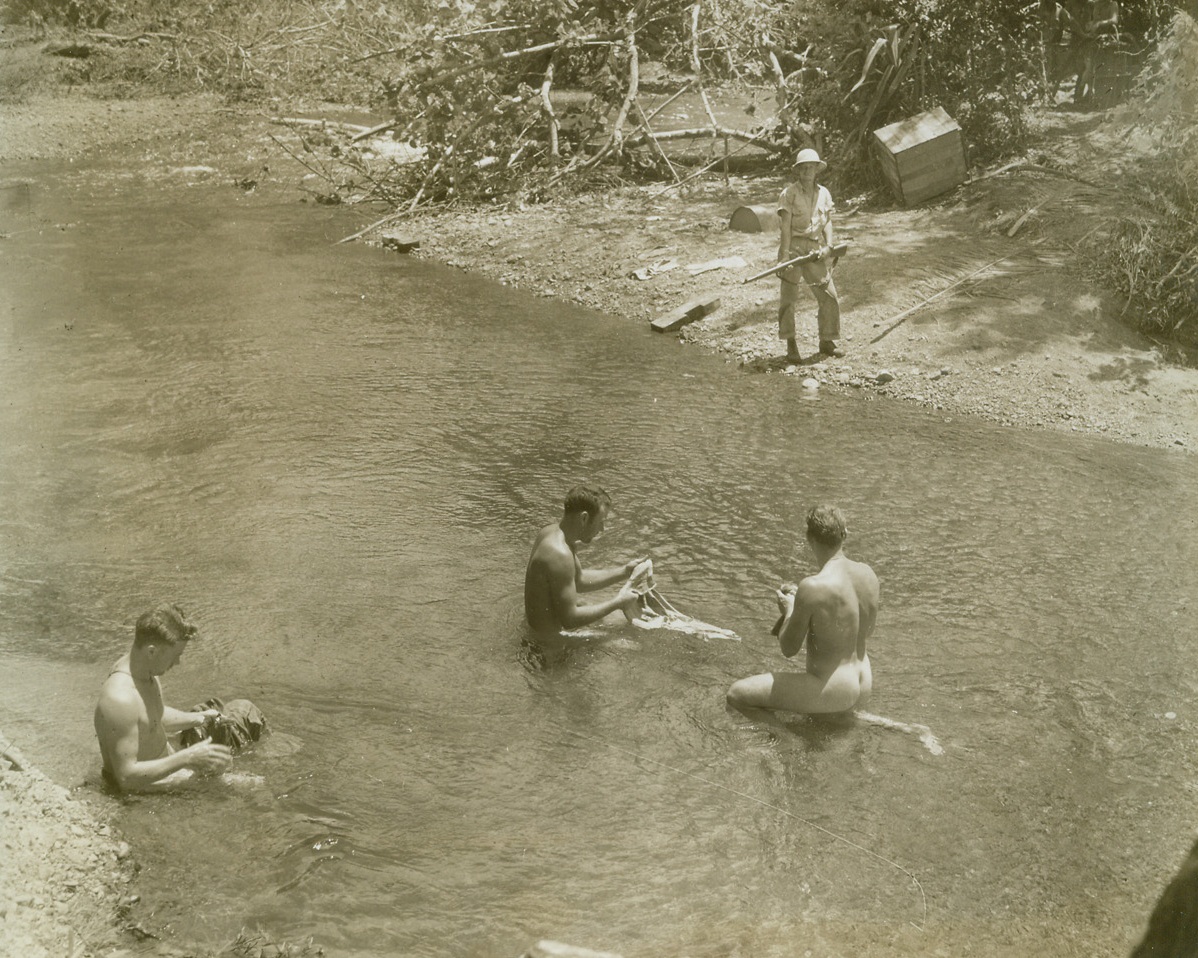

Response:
(871, 106), (967, 207)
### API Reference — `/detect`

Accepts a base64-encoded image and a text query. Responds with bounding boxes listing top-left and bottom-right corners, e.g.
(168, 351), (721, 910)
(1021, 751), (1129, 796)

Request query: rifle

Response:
(742, 241), (851, 284)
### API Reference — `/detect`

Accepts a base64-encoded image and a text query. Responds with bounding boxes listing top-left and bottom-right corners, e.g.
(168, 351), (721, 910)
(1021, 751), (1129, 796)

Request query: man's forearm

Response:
(779, 614), (808, 658)
(162, 706), (205, 733)
(114, 749), (196, 791)
(578, 566), (628, 591)
(563, 593), (631, 629)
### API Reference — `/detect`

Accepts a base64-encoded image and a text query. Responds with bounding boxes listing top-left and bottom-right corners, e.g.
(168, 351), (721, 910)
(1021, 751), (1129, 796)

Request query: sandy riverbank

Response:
(0, 739), (135, 958)
(4, 84), (1196, 452)
(386, 106), (1197, 453)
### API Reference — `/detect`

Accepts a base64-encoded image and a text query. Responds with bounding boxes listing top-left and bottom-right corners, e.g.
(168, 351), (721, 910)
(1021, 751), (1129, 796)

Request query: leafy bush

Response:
(768, 0), (1043, 184)
(1085, 11), (1198, 341)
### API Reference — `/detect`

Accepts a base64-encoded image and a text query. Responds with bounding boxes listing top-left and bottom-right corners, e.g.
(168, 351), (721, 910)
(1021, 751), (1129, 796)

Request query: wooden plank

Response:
(900, 171), (963, 195)
(899, 156), (967, 185)
(897, 158), (962, 184)
(895, 132), (962, 166)
(890, 127), (966, 205)
(871, 142), (902, 196)
(901, 145), (967, 176)
(650, 294), (721, 332)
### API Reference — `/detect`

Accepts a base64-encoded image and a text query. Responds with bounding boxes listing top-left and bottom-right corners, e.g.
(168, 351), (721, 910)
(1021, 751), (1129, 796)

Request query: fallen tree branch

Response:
(690, 3), (720, 131)
(974, 161), (1103, 189)
(87, 30), (178, 43)
(350, 120), (396, 141)
(607, 12), (641, 157)
(269, 116), (372, 134)
(626, 124), (787, 152)
(416, 30), (625, 90)
(642, 79), (696, 124)
(635, 101), (681, 182)
(437, 24), (531, 43)
(557, 5), (642, 181)
(336, 148), (452, 245)
(870, 253), (1015, 342)
(541, 55), (560, 160)
(648, 122), (778, 196)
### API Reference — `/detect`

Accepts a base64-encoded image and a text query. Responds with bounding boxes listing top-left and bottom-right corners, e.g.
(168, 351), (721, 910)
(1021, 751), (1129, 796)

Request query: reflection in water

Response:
(1, 163), (1197, 957)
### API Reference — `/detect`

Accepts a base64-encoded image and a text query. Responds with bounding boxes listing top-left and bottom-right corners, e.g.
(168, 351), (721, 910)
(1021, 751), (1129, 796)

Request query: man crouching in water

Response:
(524, 484), (645, 638)
(95, 603), (231, 792)
(728, 505), (877, 715)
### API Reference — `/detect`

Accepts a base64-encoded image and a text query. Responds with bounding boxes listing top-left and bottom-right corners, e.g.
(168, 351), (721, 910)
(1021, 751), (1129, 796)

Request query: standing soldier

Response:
(777, 148), (842, 363)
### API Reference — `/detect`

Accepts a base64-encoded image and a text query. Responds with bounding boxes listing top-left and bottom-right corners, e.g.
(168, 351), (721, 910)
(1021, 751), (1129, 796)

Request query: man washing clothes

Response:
(94, 603), (264, 792)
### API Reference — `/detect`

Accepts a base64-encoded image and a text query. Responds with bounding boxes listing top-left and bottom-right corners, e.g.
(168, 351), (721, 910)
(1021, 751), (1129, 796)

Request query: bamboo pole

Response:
(869, 253), (1013, 342)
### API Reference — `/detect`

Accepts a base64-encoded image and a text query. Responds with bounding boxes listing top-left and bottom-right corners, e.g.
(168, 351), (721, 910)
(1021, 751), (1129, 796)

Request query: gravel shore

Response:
(0, 740), (134, 958)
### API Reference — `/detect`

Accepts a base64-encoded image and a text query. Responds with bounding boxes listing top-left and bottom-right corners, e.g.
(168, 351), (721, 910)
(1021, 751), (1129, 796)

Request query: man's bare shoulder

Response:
(96, 672), (143, 713)
(847, 557), (878, 581)
(800, 557), (877, 593)
(529, 523), (571, 562)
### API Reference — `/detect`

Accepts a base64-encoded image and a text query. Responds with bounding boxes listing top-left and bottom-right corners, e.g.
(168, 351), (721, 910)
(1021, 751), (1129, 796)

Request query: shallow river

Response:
(1, 160), (1196, 958)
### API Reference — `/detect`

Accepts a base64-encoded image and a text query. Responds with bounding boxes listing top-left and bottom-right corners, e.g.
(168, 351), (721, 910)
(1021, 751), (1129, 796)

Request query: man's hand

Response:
(623, 557), (648, 575)
(616, 580), (643, 619)
(184, 741), (232, 775)
(194, 708), (222, 729)
(776, 585), (797, 615)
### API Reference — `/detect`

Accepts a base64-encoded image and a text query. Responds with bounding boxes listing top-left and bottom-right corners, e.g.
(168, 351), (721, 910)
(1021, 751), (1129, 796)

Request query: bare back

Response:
(524, 522), (581, 634)
(796, 556), (879, 679)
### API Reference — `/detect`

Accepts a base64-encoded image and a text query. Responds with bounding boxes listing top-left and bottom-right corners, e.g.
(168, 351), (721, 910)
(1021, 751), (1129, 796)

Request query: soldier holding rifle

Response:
(777, 148), (842, 363)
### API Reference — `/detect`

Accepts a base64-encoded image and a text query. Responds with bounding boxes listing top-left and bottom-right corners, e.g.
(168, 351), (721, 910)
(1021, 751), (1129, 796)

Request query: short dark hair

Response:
(563, 483), (612, 518)
(806, 505), (847, 547)
(134, 603), (197, 648)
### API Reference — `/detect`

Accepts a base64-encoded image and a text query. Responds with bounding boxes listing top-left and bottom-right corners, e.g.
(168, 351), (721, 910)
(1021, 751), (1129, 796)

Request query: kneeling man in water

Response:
(94, 603), (232, 792)
(524, 484), (645, 637)
(728, 505), (877, 715)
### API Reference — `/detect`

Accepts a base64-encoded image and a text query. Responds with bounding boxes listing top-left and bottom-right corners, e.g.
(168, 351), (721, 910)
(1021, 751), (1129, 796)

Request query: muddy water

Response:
(2, 161), (1196, 958)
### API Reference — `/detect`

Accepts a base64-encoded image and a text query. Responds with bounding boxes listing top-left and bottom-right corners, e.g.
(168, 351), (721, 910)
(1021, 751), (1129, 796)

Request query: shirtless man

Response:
(524, 484), (645, 636)
(727, 505), (877, 714)
(94, 603), (232, 792)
